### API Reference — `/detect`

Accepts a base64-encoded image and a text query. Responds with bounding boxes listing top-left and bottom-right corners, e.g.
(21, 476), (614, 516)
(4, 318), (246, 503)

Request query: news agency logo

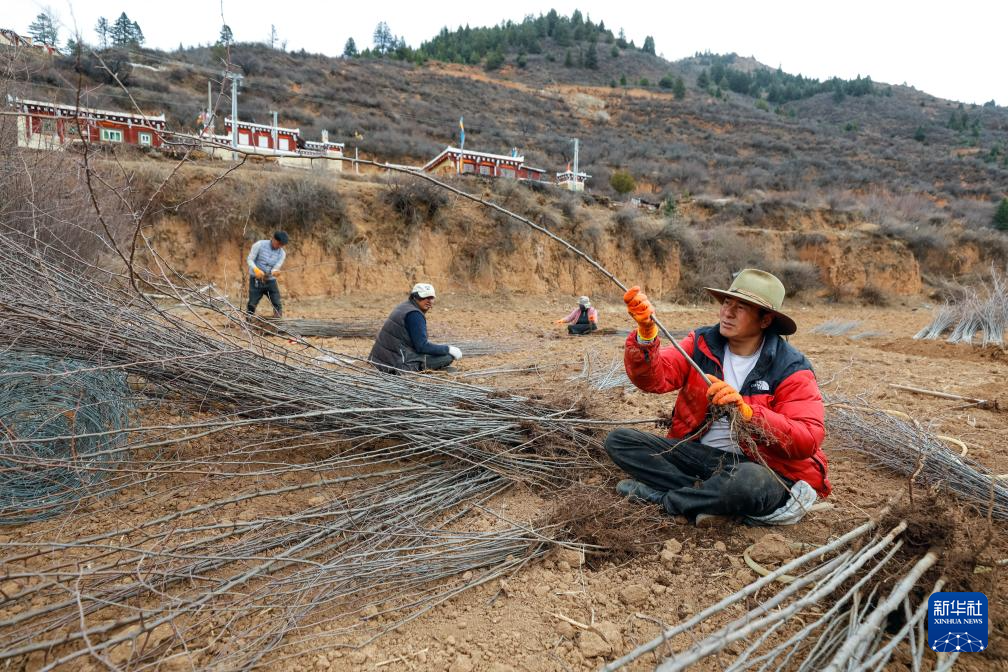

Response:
(928, 592), (988, 653)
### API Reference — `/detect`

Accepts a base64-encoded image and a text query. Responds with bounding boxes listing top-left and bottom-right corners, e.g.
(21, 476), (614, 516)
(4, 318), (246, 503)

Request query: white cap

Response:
(411, 282), (436, 298)
(578, 296), (591, 307)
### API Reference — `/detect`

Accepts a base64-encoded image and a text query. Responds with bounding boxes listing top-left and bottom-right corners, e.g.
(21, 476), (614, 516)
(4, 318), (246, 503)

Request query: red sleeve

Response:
(748, 369), (825, 459)
(624, 330), (696, 394)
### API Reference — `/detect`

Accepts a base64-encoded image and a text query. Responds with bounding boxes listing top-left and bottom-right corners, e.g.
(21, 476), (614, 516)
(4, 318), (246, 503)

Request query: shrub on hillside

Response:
(254, 176), (353, 251)
(879, 220), (948, 259)
(793, 232), (829, 247)
(769, 260), (822, 298)
(995, 198), (1008, 230)
(613, 209), (696, 267)
(382, 178), (448, 230)
(858, 284), (889, 306)
(610, 170), (636, 195)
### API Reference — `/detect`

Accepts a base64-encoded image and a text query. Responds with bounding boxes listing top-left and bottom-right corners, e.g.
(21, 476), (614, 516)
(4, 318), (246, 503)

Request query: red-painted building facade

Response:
(422, 146), (549, 182)
(223, 117), (301, 152)
(16, 98), (166, 149)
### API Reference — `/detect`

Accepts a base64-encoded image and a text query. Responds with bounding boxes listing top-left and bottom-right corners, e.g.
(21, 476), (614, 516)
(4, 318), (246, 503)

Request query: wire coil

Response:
(0, 354), (133, 525)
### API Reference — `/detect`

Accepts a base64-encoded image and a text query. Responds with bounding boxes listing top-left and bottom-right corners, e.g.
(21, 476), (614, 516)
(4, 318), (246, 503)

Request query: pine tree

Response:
(343, 37), (358, 57)
(131, 21), (144, 46)
(95, 17), (109, 49)
(373, 21), (394, 55)
(217, 24), (233, 47)
(584, 44), (598, 69)
(28, 10), (59, 46)
(697, 69), (709, 89)
(564, 49), (573, 67)
(994, 198), (1008, 231)
(673, 76), (686, 100)
(110, 13), (133, 47)
(642, 35), (655, 55)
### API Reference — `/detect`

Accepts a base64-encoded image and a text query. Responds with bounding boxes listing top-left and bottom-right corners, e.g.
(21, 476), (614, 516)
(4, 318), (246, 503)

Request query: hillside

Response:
(13, 12), (1008, 231)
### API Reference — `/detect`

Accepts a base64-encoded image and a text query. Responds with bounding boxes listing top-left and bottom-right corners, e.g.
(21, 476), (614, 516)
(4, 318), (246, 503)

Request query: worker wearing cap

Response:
(246, 231), (289, 318)
(556, 296), (599, 335)
(369, 283), (462, 373)
(605, 269), (830, 526)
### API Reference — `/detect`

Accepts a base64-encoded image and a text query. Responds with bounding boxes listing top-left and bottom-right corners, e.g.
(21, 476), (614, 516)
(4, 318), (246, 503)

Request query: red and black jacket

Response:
(624, 325), (831, 497)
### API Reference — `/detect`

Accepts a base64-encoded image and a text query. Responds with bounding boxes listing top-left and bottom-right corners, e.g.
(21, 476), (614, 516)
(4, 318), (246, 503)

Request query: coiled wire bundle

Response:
(0, 354), (133, 525)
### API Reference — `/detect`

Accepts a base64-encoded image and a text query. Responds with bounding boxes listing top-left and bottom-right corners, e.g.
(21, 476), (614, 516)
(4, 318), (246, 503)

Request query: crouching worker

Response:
(369, 283), (462, 373)
(556, 296), (598, 335)
(605, 269), (830, 526)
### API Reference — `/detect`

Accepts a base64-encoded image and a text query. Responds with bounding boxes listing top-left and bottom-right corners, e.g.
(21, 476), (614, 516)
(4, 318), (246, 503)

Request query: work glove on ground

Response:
(623, 286), (658, 341)
(706, 374), (754, 421)
(448, 346), (462, 361)
(253, 266), (265, 280)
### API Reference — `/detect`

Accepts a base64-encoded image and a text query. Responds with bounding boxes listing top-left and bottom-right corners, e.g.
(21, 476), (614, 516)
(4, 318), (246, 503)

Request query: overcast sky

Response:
(10, 0), (1006, 106)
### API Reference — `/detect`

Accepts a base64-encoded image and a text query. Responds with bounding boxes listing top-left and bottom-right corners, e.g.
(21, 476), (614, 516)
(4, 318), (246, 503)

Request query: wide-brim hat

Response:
(704, 268), (797, 336)
(578, 295), (591, 307)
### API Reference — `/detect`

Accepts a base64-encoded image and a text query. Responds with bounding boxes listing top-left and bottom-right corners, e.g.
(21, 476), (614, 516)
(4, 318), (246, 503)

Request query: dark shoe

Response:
(616, 479), (664, 504)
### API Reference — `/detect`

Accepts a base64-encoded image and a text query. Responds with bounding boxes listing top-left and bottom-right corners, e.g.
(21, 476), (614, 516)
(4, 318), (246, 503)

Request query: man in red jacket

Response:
(605, 268), (829, 526)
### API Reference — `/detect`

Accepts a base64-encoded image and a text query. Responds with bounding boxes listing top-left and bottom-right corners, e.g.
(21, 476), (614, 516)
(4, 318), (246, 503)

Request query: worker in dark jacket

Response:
(606, 268), (829, 527)
(369, 283), (462, 373)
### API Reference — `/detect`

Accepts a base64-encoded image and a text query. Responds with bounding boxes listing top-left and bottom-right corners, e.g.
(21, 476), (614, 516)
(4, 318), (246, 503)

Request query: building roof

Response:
(423, 145), (525, 171)
(16, 97), (165, 124)
(224, 116), (299, 135)
(303, 140), (345, 150)
(556, 170), (592, 180)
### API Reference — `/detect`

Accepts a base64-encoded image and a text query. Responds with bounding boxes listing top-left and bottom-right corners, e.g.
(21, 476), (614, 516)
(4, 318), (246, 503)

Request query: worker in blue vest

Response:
(246, 231), (288, 318)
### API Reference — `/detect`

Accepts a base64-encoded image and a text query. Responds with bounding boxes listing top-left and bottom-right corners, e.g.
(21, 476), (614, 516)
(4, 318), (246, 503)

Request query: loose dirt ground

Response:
(6, 291), (1006, 671)
(262, 291), (1008, 672)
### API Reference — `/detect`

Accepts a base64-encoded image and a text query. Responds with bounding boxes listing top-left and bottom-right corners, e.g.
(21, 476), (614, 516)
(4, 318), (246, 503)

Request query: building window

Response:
(41, 118), (57, 135)
(238, 131), (250, 145)
(279, 137), (290, 151)
(100, 128), (123, 143)
(138, 132), (152, 146)
(462, 162), (475, 174)
(258, 135), (269, 148)
(479, 165), (492, 176)
(500, 167), (516, 179)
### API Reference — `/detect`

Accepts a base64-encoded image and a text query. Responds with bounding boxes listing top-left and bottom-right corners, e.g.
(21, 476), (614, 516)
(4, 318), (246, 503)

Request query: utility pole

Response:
(271, 110), (278, 153)
(223, 68), (243, 160)
(572, 137), (580, 178)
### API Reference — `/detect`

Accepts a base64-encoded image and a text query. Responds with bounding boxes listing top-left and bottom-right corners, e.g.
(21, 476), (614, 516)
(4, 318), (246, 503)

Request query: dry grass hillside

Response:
(122, 160), (1007, 307)
(22, 29), (1008, 217)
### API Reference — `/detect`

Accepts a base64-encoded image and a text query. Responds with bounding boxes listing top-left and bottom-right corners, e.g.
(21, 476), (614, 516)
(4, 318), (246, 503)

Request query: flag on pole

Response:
(459, 116), (465, 151)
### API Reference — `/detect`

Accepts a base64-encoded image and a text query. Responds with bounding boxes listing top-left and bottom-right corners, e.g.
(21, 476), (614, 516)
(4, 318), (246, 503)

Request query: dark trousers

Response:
(247, 277), (282, 317)
(568, 322), (597, 335)
(421, 353), (455, 371)
(604, 427), (790, 519)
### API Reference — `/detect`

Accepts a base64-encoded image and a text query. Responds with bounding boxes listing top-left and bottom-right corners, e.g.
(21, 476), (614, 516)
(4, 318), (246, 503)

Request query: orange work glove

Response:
(253, 266), (265, 280)
(555, 318), (567, 324)
(706, 375), (753, 421)
(623, 286), (658, 340)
